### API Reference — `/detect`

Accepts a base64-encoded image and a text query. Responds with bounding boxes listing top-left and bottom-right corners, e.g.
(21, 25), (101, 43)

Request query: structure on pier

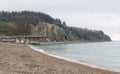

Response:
(0, 36), (47, 44)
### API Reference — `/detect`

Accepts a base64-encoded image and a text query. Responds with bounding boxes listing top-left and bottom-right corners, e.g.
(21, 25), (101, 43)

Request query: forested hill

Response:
(0, 11), (111, 41)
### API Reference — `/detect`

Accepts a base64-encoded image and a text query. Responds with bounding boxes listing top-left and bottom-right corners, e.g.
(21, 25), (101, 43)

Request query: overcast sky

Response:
(0, 0), (120, 40)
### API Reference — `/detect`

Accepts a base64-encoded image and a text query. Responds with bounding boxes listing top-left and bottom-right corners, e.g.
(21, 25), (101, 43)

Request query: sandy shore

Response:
(0, 42), (119, 74)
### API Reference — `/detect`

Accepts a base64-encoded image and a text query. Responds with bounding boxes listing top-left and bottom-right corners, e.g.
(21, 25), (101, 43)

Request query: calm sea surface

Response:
(32, 41), (120, 72)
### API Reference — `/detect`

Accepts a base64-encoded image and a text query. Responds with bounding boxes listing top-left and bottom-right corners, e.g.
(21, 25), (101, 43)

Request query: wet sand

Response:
(0, 42), (119, 74)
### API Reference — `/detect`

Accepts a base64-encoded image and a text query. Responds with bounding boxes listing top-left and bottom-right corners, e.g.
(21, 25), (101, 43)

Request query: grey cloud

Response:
(0, 0), (120, 40)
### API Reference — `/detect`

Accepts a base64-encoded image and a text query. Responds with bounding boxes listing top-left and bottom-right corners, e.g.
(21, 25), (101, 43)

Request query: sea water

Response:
(32, 41), (120, 72)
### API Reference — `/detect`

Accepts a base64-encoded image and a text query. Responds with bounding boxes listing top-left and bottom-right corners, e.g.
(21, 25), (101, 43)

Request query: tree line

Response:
(0, 11), (111, 41)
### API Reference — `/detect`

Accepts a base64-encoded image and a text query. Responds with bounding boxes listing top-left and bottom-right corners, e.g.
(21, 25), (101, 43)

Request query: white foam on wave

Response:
(29, 45), (47, 54)
(29, 45), (117, 72)
(29, 45), (77, 62)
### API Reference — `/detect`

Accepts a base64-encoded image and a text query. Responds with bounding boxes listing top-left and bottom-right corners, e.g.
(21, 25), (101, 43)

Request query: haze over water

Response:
(33, 41), (120, 72)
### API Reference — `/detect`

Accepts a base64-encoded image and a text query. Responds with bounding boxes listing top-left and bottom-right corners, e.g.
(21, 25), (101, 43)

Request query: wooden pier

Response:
(0, 36), (47, 44)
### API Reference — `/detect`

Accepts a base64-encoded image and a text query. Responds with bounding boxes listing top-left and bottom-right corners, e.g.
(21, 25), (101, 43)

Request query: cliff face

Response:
(0, 11), (111, 41)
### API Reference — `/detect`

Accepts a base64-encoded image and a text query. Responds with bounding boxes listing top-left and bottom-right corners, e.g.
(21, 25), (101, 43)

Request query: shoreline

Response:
(30, 45), (119, 73)
(0, 42), (119, 74)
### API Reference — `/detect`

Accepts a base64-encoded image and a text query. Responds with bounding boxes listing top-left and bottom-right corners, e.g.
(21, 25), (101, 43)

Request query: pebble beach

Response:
(0, 42), (119, 74)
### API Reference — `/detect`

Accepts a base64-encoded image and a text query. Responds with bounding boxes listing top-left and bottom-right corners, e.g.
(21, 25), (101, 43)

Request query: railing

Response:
(0, 35), (46, 39)
(0, 35), (47, 44)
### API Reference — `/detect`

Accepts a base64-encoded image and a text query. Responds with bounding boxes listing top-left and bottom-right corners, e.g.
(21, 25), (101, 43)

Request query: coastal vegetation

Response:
(0, 11), (111, 41)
